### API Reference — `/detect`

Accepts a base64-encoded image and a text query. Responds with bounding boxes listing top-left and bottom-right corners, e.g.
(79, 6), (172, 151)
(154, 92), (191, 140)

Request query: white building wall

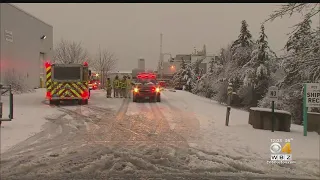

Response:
(0, 4), (53, 89)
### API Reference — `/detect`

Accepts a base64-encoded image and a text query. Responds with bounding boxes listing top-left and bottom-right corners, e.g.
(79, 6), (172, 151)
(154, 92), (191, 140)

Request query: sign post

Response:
(268, 86), (279, 132)
(225, 83), (233, 126)
(304, 83), (320, 136)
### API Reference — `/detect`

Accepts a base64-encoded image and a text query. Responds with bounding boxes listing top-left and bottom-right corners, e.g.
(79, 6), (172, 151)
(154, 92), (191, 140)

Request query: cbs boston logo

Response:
(267, 142), (296, 164)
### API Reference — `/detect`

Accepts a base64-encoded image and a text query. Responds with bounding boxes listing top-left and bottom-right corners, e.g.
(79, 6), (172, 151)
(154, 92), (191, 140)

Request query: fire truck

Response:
(132, 72), (161, 102)
(45, 61), (90, 105)
(89, 72), (100, 90)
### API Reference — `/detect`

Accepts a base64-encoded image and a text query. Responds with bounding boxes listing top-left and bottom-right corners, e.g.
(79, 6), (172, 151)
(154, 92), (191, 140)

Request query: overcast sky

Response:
(14, 3), (311, 71)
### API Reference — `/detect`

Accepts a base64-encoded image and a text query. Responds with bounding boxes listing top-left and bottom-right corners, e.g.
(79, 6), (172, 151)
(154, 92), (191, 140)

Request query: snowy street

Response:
(1, 89), (319, 180)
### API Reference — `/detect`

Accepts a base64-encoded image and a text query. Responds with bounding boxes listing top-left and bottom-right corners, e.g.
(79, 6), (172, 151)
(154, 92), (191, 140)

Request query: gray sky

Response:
(14, 3), (309, 71)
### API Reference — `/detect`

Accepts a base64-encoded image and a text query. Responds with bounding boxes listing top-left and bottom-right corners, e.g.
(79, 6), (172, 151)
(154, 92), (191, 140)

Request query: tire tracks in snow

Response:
(161, 92), (270, 175)
(0, 102), (117, 178)
(148, 101), (189, 148)
(2, 97), (317, 179)
(161, 94), (201, 144)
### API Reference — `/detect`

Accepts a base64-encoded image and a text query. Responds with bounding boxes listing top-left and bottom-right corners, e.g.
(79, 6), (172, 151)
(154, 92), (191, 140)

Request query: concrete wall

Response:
(0, 4), (53, 89)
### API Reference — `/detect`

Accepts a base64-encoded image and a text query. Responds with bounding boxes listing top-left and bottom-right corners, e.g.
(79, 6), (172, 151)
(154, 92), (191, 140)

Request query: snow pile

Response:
(1, 89), (60, 153)
(250, 107), (291, 115)
(160, 90), (320, 179)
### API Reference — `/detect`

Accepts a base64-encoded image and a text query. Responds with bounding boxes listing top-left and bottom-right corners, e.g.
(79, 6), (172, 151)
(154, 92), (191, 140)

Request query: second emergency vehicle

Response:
(132, 72), (161, 102)
(89, 72), (101, 90)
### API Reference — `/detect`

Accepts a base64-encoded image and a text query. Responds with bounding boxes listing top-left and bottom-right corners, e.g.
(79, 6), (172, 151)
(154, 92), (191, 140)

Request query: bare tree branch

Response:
(92, 48), (117, 73)
(53, 38), (89, 64)
(91, 47), (117, 86)
(264, 3), (320, 24)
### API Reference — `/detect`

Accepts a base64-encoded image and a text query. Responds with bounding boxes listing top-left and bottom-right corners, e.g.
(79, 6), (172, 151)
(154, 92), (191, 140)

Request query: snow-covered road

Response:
(0, 89), (319, 180)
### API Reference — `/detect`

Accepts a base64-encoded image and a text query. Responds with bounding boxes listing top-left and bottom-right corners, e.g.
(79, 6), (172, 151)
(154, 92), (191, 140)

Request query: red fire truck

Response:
(89, 72), (101, 90)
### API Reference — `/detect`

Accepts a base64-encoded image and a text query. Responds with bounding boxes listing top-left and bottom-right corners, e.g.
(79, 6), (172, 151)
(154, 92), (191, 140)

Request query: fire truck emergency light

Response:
(45, 62), (51, 68)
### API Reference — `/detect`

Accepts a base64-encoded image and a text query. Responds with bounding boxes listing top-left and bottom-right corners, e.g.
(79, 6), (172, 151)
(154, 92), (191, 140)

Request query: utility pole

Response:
(158, 33), (173, 81)
(159, 33), (164, 79)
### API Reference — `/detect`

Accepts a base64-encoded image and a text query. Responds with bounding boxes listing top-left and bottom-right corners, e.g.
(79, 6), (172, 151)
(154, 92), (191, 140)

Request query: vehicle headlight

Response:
(156, 88), (160, 92)
(134, 88), (139, 93)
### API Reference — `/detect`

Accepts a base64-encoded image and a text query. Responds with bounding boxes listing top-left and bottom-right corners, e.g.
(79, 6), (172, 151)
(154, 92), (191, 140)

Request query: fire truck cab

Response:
(133, 72), (161, 102)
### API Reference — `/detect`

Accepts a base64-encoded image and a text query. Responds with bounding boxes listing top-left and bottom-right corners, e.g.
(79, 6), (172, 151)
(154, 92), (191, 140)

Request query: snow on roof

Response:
(308, 112), (320, 115)
(175, 54), (191, 61)
(108, 71), (132, 74)
(250, 107), (291, 115)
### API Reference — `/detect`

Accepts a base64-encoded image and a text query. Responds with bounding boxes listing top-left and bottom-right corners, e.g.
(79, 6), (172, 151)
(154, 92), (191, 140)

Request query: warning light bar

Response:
(44, 62), (51, 68)
(137, 73), (156, 79)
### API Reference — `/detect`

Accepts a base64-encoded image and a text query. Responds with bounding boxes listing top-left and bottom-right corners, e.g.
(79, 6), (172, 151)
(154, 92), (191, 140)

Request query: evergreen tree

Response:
(285, 17), (312, 53)
(231, 20), (253, 50)
(240, 25), (276, 106)
(209, 58), (214, 73)
(180, 58), (187, 70)
(282, 14), (313, 86)
(231, 20), (255, 67)
(266, 9), (320, 123)
(266, 3), (319, 31)
(172, 58), (188, 88)
(184, 64), (195, 92)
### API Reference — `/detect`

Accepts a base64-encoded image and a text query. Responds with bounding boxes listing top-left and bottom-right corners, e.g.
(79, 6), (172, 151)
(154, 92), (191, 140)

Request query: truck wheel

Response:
(151, 96), (156, 103)
(84, 99), (88, 105)
(157, 94), (161, 102)
(78, 100), (83, 105)
(50, 100), (59, 105)
(49, 100), (55, 105)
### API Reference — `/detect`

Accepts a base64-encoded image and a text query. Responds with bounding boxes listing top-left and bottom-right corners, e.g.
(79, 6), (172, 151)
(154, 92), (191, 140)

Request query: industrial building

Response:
(0, 3), (53, 90)
(138, 58), (145, 71)
(107, 71), (132, 80)
(159, 45), (217, 78)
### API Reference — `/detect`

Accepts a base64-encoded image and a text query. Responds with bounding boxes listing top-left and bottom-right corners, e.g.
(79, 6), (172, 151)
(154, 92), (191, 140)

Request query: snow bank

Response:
(1, 89), (60, 153)
(250, 107), (291, 115)
(308, 112), (320, 115)
(161, 90), (320, 178)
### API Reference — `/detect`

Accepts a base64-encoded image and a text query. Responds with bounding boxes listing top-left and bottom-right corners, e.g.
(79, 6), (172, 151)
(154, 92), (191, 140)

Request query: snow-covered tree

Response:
(231, 20), (253, 48)
(231, 20), (254, 67)
(239, 25), (277, 106)
(266, 3), (320, 28)
(172, 58), (188, 89)
(286, 16), (312, 53)
(184, 64), (195, 92)
(281, 14), (316, 87)
(209, 58), (214, 74)
(190, 58), (204, 93)
(264, 5), (320, 123)
(266, 4), (320, 84)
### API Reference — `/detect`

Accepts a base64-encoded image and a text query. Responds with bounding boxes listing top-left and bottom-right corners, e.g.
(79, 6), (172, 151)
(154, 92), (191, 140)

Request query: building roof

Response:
(175, 54), (191, 61)
(108, 71), (132, 74)
(8, 4), (53, 28)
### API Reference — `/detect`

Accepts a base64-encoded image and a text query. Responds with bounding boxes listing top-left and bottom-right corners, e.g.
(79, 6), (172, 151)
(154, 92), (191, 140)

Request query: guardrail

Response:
(0, 84), (14, 124)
